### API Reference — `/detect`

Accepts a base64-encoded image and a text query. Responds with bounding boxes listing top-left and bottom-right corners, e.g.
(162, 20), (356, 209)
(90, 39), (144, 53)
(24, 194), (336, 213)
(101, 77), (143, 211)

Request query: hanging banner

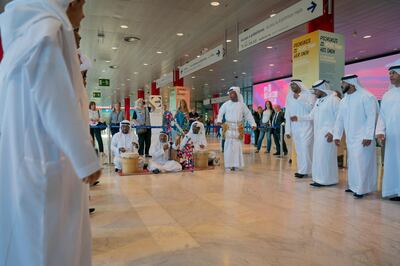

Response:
(179, 45), (224, 78)
(239, 0), (323, 52)
(292, 30), (345, 89)
(156, 72), (173, 88)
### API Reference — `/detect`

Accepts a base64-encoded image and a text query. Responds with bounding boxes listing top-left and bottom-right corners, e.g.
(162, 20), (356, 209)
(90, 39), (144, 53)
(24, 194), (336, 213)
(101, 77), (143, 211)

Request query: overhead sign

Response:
(92, 91), (102, 98)
(149, 95), (163, 110)
(98, 79), (110, 87)
(210, 96), (230, 104)
(238, 0), (323, 52)
(156, 72), (173, 88)
(203, 99), (211, 105)
(179, 44), (224, 78)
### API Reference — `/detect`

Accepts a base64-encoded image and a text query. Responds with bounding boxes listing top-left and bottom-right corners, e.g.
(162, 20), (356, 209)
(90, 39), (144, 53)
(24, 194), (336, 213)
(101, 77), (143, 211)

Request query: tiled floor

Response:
(90, 139), (400, 266)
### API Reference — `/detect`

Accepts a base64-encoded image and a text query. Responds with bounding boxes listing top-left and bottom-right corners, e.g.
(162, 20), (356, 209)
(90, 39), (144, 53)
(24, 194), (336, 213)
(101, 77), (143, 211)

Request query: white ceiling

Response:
(52, 0), (400, 104)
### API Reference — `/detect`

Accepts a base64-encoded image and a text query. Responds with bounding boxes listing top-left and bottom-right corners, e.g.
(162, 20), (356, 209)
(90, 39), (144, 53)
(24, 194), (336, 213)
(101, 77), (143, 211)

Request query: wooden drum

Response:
(194, 150), (209, 170)
(121, 153), (141, 174)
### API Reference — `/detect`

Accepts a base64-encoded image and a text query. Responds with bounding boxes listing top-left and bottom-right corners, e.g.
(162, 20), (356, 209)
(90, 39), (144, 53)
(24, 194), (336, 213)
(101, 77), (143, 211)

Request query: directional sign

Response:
(238, 0), (323, 52)
(92, 91), (102, 98)
(156, 72), (173, 88)
(98, 79), (110, 87)
(179, 44), (224, 78)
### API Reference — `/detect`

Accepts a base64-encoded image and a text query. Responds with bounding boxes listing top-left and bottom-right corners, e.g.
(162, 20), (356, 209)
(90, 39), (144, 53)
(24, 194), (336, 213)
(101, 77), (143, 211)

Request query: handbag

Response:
(96, 111), (107, 131)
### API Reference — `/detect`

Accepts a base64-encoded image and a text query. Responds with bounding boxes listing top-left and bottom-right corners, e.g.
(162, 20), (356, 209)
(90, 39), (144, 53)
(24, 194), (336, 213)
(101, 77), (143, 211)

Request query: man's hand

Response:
(83, 169), (102, 185)
(362, 139), (372, 147)
(119, 147), (126, 153)
(200, 144), (205, 149)
(325, 133), (333, 143)
(376, 134), (385, 142)
(334, 139), (341, 147)
(163, 144), (169, 151)
(290, 116), (298, 122)
(133, 143), (139, 149)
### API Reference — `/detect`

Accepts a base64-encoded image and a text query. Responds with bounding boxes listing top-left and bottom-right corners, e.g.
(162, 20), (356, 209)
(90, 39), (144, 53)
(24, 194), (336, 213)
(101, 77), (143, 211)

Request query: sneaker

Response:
(255, 150), (260, 153)
(89, 208), (96, 214)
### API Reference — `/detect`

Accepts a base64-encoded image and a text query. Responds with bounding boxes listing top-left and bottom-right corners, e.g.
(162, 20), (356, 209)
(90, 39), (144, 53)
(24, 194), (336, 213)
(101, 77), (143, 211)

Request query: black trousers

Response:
(138, 130), (152, 156)
(110, 123), (120, 136)
(90, 128), (104, 153)
(254, 129), (260, 146)
(272, 129), (288, 154)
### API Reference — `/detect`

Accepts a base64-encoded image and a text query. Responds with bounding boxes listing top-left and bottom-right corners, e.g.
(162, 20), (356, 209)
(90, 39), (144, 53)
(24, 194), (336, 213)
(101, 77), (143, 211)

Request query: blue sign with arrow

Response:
(307, 1), (317, 13)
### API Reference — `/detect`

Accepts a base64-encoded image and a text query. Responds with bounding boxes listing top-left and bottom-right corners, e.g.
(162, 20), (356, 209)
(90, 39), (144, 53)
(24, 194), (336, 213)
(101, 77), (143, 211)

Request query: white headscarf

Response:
(119, 120), (131, 133)
(227, 86), (244, 103)
(312, 80), (334, 95)
(341, 75), (366, 92)
(186, 121), (207, 149)
(79, 52), (92, 72)
(387, 58), (400, 74)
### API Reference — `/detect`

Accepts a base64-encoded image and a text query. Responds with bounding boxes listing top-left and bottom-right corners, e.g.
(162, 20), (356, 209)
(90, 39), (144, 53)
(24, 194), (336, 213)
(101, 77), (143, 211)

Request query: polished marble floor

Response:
(90, 139), (400, 266)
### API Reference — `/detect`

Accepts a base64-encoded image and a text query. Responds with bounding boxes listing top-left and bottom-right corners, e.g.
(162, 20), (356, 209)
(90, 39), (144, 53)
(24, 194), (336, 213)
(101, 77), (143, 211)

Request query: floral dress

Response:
(177, 137), (194, 170)
(162, 111), (173, 139)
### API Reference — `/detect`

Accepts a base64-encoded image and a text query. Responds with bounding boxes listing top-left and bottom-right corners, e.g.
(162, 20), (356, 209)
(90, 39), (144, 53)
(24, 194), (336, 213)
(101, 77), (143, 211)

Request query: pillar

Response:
(173, 68), (184, 87)
(212, 93), (220, 119)
(151, 81), (160, 95)
(124, 97), (130, 121)
(307, 0), (334, 33)
(137, 88), (145, 99)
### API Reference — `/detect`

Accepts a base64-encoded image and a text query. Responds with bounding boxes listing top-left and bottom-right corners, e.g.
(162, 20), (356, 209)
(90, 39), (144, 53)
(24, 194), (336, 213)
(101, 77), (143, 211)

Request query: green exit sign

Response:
(99, 79), (110, 86)
(92, 91), (102, 98)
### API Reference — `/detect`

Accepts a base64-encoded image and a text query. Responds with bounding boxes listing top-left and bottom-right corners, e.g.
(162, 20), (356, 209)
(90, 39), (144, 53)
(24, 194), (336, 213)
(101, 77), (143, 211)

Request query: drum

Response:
(194, 150), (209, 170)
(121, 153), (141, 174)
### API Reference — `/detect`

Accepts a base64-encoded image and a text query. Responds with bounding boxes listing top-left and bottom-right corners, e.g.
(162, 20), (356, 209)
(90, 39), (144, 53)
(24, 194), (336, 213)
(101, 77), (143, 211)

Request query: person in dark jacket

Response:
(253, 106), (263, 147)
(271, 104), (288, 155)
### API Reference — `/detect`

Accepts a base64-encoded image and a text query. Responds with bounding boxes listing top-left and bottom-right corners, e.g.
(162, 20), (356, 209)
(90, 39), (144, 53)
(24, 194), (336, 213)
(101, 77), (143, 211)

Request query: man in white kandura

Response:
(111, 120), (139, 173)
(291, 80), (341, 187)
(0, 1), (102, 265)
(334, 75), (378, 199)
(148, 131), (182, 174)
(286, 79), (316, 178)
(179, 121), (218, 165)
(217, 87), (256, 171)
(376, 59), (400, 201)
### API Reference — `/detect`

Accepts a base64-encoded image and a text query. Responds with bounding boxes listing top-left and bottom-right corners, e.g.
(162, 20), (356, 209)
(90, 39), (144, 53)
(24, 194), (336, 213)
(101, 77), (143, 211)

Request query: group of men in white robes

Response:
(286, 59), (400, 200)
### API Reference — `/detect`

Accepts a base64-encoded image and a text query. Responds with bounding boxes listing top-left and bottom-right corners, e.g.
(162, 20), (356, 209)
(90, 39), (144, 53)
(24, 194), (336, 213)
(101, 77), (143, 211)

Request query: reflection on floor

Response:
(90, 139), (400, 266)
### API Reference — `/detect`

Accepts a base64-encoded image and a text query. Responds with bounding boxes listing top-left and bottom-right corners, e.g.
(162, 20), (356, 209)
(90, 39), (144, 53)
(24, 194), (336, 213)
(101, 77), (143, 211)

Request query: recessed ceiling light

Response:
(210, 1), (220, 6)
(270, 14), (276, 18)
(176, 33), (184, 36)
(143, 63), (148, 66)
(269, 64), (275, 67)
(112, 47), (118, 50)
(226, 39), (232, 43)
(156, 51), (163, 54)
(192, 76), (196, 79)
(127, 78), (131, 81)
(233, 59), (239, 62)
(134, 72), (139, 75)
(359, 50), (366, 53)
(209, 69), (214, 72)
(394, 48), (399, 51)
(204, 83), (209, 86)
(102, 70), (106, 73)
(184, 54), (190, 57)
(120, 25), (128, 29)
(105, 60), (111, 63)
(124, 36), (141, 42)
(109, 65), (118, 69)
(354, 57), (359, 60)
(221, 78), (225, 81)
(197, 55), (201, 58)
(121, 83), (125, 86)
(242, 72), (247, 75)
(267, 46), (273, 49)
(363, 35), (372, 39)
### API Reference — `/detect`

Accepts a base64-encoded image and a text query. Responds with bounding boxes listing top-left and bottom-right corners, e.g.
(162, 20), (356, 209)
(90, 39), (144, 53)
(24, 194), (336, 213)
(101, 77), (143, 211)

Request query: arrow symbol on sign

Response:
(307, 1), (317, 13)
(216, 50), (221, 57)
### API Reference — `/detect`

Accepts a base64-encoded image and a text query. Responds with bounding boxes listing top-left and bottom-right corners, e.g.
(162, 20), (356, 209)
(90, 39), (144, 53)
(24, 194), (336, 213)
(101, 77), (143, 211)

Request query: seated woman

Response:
(148, 132), (182, 174)
(111, 120), (140, 173)
(179, 121), (219, 166)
